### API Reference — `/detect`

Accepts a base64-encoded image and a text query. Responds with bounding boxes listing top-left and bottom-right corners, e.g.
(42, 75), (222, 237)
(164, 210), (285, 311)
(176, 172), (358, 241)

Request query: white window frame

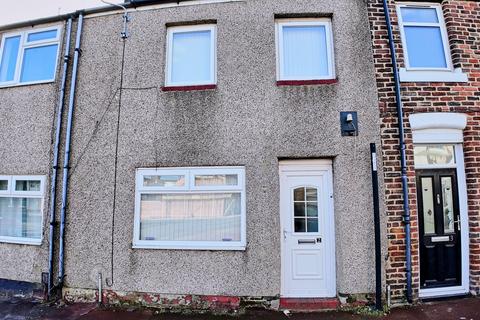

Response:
(0, 26), (62, 87)
(397, 3), (452, 71)
(165, 24), (217, 87)
(0, 175), (45, 245)
(133, 166), (246, 250)
(275, 18), (335, 81)
(396, 3), (467, 82)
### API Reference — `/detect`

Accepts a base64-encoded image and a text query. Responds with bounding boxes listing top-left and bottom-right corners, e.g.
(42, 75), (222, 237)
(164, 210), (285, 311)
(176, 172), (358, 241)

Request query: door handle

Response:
(298, 239), (316, 244)
(454, 219), (461, 231)
(283, 229), (287, 240)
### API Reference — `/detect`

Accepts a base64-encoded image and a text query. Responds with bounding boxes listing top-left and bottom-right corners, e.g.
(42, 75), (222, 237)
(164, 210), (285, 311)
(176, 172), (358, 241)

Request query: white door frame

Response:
(410, 112), (470, 298)
(279, 159), (336, 297)
(416, 144), (470, 298)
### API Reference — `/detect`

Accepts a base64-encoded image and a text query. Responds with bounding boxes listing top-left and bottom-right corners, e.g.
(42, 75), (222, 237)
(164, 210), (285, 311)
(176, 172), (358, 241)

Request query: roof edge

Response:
(0, 0), (195, 32)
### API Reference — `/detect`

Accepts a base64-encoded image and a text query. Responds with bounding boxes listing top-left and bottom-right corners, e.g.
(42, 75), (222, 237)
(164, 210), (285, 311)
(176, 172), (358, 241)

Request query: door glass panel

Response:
(441, 177), (455, 233)
(421, 177), (435, 234)
(293, 187), (319, 233)
(414, 145), (455, 166)
(294, 188), (305, 201)
(294, 202), (305, 216)
(294, 218), (306, 233)
(306, 188), (317, 201)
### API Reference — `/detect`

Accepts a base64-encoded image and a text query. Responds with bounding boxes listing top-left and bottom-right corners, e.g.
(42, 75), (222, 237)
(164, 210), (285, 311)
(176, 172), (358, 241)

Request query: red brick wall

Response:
(367, 0), (480, 301)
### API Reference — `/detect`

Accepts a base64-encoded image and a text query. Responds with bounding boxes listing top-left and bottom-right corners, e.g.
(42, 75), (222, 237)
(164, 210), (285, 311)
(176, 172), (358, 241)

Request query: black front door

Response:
(416, 169), (461, 289)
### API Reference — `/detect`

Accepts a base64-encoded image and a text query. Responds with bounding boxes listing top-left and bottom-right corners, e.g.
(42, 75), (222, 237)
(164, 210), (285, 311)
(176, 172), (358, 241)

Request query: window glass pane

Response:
(400, 7), (439, 23)
(294, 218), (306, 233)
(15, 180), (41, 192)
(306, 203), (318, 217)
(441, 177), (455, 233)
(140, 193), (241, 242)
(306, 188), (317, 201)
(404, 26), (446, 68)
(294, 187), (305, 201)
(0, 180), (7, 191)
(294, 202), (305, 217)
(27, 30), (57, 42)
(195, 174), (238, 186)
(293, 186), (319, 233)
(282, 25), (329, 78)
(0, 197), (42, 239)
(421, 177), (435, 234)
(307, 218), (318, 232)
(20, 44), (58, 82)
(143, 175), (184, 187)
(414, 145), (455, 166)
(0, 36), (20, 82)
(171, 30), (212, 84)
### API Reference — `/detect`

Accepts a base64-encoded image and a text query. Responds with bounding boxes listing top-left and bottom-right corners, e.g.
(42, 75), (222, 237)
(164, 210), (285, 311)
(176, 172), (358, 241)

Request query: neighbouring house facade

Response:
(0, 0), (384, 309)
(367, 0), (480, 302)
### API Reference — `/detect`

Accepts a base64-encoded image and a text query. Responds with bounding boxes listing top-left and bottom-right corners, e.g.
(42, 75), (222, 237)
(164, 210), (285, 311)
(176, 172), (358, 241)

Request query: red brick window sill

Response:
(277, 79), (338, 86)
(162, 84), (217, 92)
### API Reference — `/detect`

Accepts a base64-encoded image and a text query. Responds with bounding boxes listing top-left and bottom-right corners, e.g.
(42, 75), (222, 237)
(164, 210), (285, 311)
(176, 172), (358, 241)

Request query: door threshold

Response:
(279, 298), (339, 311)
(419, 286), (469, 299)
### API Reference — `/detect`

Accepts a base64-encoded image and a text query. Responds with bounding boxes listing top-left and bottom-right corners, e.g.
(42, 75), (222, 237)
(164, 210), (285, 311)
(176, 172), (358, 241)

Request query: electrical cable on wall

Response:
(104, 0), (130, 288)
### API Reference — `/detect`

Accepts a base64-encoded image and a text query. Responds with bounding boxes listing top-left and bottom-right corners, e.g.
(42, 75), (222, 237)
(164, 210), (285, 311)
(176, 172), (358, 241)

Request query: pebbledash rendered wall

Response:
(0, 22), (67, 284)
(367, 0), (480, 302)
(61, 0), (383, 301)
(0, 0), (384, 304)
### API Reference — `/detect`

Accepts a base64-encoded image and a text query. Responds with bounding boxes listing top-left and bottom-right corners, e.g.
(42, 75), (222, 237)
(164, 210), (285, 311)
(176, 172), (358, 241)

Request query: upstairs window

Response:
(0, 26), (61, 86)
(0, 176), (45, 245)
(397, 4), (451, 70)
(276, 19), (335, 81)
(134, 167), (246, 250)
(165, 24), (217, 87)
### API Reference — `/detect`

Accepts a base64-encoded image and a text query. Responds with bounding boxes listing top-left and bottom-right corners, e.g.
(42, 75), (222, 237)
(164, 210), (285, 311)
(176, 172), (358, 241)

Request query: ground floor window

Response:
(133, 167), (246, 250)
(0, 175), (45, 245)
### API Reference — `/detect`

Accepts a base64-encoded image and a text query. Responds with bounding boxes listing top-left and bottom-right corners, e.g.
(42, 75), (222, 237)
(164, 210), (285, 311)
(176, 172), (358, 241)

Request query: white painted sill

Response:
(0, 79), (56, 89)
(399, 68), (468, 83)
(0, 237), (42, 245)
(133, 241), (246, 251)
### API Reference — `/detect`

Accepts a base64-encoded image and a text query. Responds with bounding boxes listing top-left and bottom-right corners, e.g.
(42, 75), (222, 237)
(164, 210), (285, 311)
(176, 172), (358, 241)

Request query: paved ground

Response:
(0, 297), (478, 320)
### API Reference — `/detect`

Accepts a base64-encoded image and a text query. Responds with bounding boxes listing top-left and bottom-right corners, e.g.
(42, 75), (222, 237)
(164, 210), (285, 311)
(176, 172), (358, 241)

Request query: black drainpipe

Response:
(381, 0), (413, 303)
(47, 17), (73, 299)
(58, 13), (84, 289)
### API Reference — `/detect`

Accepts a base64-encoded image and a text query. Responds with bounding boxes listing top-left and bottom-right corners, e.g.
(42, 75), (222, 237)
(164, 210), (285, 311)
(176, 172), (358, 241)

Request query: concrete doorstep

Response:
(0, 296), (479, 320)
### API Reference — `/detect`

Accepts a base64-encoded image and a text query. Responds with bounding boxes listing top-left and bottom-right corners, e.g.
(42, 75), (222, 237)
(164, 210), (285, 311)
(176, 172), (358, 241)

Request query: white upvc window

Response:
(165, 24), (217, 87)
(396, 3), (467, 82)
(0, 26), (61, 87)
(276, 18), (335, 81)
(0, 175), (45, 245)
(134, 167), (246, 250)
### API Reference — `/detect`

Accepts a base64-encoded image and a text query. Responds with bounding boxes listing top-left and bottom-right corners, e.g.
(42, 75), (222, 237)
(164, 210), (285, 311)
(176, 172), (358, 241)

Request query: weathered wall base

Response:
(63, 287), (275, 313)
(63, 287), (377, 313)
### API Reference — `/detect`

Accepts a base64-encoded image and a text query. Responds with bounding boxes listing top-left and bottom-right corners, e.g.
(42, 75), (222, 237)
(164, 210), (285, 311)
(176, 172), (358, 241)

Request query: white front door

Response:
(279, 160), (336, 298)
